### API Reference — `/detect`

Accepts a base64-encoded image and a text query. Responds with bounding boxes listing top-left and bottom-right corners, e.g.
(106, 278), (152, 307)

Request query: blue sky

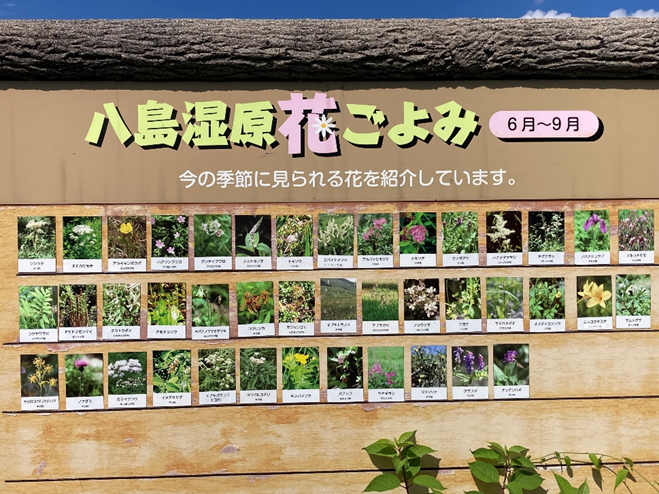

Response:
(0, 0), (658, 19)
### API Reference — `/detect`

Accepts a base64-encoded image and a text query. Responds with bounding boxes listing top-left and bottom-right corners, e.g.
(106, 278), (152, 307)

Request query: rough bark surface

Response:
(0, 18), (658, 81)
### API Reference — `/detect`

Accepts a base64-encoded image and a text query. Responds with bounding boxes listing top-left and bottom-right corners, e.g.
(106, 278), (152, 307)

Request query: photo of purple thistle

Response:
(503, 350), (518, 363)
(464, 351), (475, 374)
(477, 354), (485, 371)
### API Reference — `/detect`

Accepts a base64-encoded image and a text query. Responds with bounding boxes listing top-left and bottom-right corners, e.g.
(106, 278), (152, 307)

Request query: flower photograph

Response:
(276, 215), (313, 257)
(442, 211), (478, 254)
(103, 283), (141, 326)
(282, 347), (320, 390)
(108, 216), (146, 259)
(367, 347), (404, 389)
(148, 283), (186, 326)
(321, 278), (357, 320)
(357, 213), (393, 256)
(493, 344), (529, 387)
(108, 352), (147, 395)
(486, 211), (522, 253)
(194, 214), (232, 257)
(278, 281), (315, 324)
(318, 213), (354, 256)
(399, 212), (436, 254)
(411, 345), (447, 388)
(529, 278), (565, 320)
(19, 286), (57, 330)
(153, 350), (191, 394)
(21, 354), (58, 397)
(486, 277), (523, 320)
(18, 216), (56, 259)
(577, 275), (613, 318)
(240, 348), (277, 391)
(199, 348), (236, 393)
(152, 214), (189, 258)
(528, 211), (564, 253)
(452, 346), (488, 387)
(404, 278), (439, 321)
(236, 281), (274, 325)
(63, 216), (102, 260)
(236, 215), (272, 258)
(444, 278), (481, 320)
(618, 209), (654, 252)
(327, 347), (363, 390)
(65, 353), (103, 398)
(616, 274), (651, 317)
(574, 210), (610, 252)
(192, 284), (230, 327)
(59, 284), (97, 327)
(362, 279), (398, 322)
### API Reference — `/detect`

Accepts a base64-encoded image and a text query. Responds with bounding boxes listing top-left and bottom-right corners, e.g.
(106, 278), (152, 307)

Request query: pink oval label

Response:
(489, 111), (599, 139)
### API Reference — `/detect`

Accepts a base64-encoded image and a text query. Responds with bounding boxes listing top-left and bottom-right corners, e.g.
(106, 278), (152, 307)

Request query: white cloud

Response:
(522, 9), (572, 18)
(610, 8), (659, 17)
(0, 3), (16, 6)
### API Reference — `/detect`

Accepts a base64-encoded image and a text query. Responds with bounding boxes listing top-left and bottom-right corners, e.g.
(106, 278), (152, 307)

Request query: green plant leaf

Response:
(472, 447), (501, 463)
(363, 473), (401, 492)
(398, 431), (416, 445)
(152, 373), (164, 387)
(588, 453), (601, 471)
(553, 473), (576, 494)
(488, 442), (506, 456)
(408, 445), (435, 458)
(577, 480), (589, 494)
(363, 439), (397, 458)
(565, 455), (572, 468)
(510, 471), (544, 490)
(509, 446), (529, 456)
(623, 457), (634, 469)
(392, 455), (407, 474)
(511, 456), (535, 469)
(614, 469), (628, 491)
(469, 461), (500, 484)
(506, 481), (523, 494)
(412, 474), (445, 491)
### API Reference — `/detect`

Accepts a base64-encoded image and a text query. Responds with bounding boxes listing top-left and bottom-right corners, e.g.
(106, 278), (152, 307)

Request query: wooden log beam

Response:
(0, 18), (659, 81)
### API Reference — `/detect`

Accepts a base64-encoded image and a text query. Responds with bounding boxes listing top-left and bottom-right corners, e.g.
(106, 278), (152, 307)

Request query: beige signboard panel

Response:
(0, 81), (657, 204)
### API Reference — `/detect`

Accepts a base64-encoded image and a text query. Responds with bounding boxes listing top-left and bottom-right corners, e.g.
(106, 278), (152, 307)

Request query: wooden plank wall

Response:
(3, 200), (659, 493)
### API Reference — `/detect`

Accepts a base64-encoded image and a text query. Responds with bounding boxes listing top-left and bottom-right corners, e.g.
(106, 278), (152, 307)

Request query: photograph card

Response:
(62, 216), (102, 273)
(574, 210), (610, 265)
(107, 216), (147, 272)
(278, 281), (315, 336)
(282, 347), (320, 403)
(192, 284), (230, 340)
(107, 352), (147, 409)
(529, 278), (566, 332)
(493, 344), (530, 399)
(327, 347), (364, 403)
(276, 215), (313, 270)
(240, 348), (277, 404)
(21, 354), (59, 411)
(577, 275), (613, 330)
(320, 278), (357, 334)
(317, 213), (354, 269)
(19, 285), (58, 343)
(486, 277), (523, 332)
(58, 284), (98, 341)
(442, 212), (479, 267)
(367, 346), (404, 402)
(452, 346), (489, 400)
(102, 283), (141, 340)
(486, 211), (522, 266)
(237, 281), (275, 337)
(411, 346), (447, 401)
(199, 348), (237, 405)
(151, 214), (189, 271)
(445, 278), (482, 333)
(194, 214), (232, 270)
(357, 213), (394, 268)
(399, 212), (437, 267)
(147, 283), (186, 339)
(618, 209), (654, 264)
(17, 216), (56, 273)
(616, 274), (651, 329)
(65, 354), (104, 410)
(235, 215), (272, 270)
(152, 350), (192, 407)
(362, 279), (399, 335)
(403, 278), (440, 334)
(528, 211), (565, 265)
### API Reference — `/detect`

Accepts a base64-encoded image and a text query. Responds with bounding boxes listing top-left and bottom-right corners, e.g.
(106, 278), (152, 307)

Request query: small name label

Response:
(358, 255), (394, 269)
(616, 315), (651, 329)
(277, 256), (314, 270)
(404, 320), (440, 334)
(575, 251), (610, 265)
(18, 258), (56, 274)
(102, 325), (141, 340)
(282, 389), (320, 403)
(240, 390), (277, 404)
(278, 322), (315, 337)
(528, 252), (564, 265)
(619, 251), (653, 265)
(194, 256), (232, 271)
(108, 394), (147, 409)
(400, 253), (436, 267)
(494, 385), (530, 400)
(445, 319), (481, 333)
(107, 258), (147, 272)
(368, 388), (405, 403)
(486, 319), (524, 333)
(453, 386), (488, 400)
(317, 255), (354, 269)
(151, 257), (189, 271)
(486, 252), (523, 266)
(238, 323), (275, 338)
(320, 320), (357, 334)
(530, 319), (566, 333)
(192, 326), (230, 340)
(443, 253), (479, 267)
(578, 316), (613, 331)
(66, 396), (104, 411)
(62, 259), (102, 273)
(147, 325), (186, 339)
(59, 326), (97, 341)
(235, 257), (272, 271)
(327, 388), (364, 403)
(21, 396), (59, 411)
(411, 387), (447, 401)
(152, 393), (191, 407)
(20, 328), (58, 343)
(199, 390), (237, 405)
(362, 320), (399, 335)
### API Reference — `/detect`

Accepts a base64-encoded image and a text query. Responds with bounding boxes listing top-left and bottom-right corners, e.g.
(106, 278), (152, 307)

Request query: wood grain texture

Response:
(1, 19), (659, 81)
(7, 464), (659, 493)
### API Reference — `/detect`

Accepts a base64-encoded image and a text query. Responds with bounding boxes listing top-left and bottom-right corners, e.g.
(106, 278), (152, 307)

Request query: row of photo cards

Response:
(18, 275), (650, 342)
(16, 209), (655, 273)
(19, 344), (529, 411)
